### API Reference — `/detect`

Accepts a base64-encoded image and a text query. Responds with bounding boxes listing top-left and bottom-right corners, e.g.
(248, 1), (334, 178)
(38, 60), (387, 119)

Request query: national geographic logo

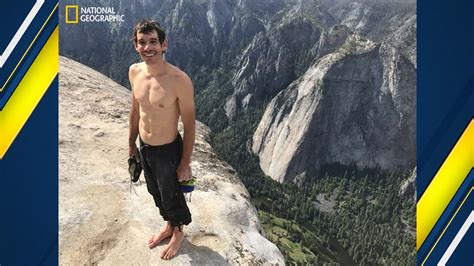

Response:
(65, 5), (78, 24)
(65, 5), (125, 24)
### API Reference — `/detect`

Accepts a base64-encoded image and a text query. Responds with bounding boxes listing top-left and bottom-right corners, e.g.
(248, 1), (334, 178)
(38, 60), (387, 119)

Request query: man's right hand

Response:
(129, 145), (139, 157)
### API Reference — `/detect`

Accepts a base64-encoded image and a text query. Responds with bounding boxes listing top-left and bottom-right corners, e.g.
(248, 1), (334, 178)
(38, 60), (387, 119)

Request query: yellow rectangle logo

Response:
(65, 5), (78, 24)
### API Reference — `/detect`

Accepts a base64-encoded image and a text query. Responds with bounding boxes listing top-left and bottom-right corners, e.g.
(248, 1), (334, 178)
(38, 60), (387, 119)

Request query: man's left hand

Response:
(176, 162), (192, 182)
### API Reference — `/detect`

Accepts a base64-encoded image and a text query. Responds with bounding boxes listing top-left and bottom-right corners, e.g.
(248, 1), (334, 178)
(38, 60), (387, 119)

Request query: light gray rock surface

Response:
(323, 0), (416, 66)
(399, 167), (416, 199)
(59, 56), (284, 265)
(252, 32), (415, 182)
(225, 1), (332, 119)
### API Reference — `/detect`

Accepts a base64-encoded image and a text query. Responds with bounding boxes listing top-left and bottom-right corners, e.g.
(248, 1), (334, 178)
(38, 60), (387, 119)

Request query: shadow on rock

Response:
(182, 239), (229, 265)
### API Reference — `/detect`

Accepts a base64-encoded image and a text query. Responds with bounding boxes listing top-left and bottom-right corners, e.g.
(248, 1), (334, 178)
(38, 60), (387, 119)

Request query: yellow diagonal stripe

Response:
(0, 27), (58, 159)
(0, 3), (58, 92)
(422, 187), (474, 265)
(417, 119), (474, 249)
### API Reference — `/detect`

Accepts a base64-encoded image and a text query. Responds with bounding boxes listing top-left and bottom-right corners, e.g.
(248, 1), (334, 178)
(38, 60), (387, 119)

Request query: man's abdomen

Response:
(139, 119), (179, 146)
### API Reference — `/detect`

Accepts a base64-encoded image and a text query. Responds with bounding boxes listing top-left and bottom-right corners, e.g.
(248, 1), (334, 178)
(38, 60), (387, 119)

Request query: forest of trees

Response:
(209, 106), (416, 265)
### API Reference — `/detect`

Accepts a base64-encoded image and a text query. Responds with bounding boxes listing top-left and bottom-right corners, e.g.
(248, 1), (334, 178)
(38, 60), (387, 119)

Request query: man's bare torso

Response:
(130, 62), (184, 145)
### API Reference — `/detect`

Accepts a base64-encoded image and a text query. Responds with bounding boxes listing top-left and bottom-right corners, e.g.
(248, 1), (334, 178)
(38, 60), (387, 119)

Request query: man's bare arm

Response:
(176, 73), (195, 181)
(128, 65), (140, 157)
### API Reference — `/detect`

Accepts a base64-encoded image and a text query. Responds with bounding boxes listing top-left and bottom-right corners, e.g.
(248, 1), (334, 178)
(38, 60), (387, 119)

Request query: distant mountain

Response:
(252, 27), (415, 182)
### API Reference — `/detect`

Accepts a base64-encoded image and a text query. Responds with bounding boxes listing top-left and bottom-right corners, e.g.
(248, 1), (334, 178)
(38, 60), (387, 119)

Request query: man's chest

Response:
(134, 78), (177, 108)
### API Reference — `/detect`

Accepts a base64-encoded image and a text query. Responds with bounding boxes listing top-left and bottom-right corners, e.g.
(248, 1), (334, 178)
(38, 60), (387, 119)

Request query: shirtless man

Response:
(128, 20), (195, 260)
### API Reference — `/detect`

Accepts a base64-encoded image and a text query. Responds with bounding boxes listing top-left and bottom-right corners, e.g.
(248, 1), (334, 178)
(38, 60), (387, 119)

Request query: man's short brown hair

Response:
(133, 20), (166, 45)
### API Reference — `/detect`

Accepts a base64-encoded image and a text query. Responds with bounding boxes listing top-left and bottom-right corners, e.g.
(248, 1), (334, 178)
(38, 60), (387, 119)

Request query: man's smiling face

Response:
(135, 30), (167, 65)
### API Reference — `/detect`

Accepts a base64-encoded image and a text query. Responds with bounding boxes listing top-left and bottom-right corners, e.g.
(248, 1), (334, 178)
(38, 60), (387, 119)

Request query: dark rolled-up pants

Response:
(139, 133), (191, 227)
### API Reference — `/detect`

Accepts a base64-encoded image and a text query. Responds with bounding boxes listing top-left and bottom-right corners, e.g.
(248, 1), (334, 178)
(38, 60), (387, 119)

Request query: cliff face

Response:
(252, 28), (415, 182)
(225, 21), (321, 119)
(224, 1), (334, 119)
(322, 0), (416, 65)
(58, 56), (284, 265)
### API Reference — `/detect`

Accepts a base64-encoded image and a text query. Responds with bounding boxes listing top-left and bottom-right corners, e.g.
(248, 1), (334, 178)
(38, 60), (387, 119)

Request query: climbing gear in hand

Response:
(128, 155), (142, 183)
(178, 176), (196, 202)
(128, 155), (142, 196)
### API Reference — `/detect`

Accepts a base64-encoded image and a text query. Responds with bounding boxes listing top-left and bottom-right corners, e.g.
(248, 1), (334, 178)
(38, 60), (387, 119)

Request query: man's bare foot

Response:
(160, 226), (185, 260)
(148, 222), (173, 249)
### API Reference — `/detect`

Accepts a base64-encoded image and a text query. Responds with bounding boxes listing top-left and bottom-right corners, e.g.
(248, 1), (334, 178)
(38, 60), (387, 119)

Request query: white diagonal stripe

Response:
(0, 0), (44, 68)
(438, 211), (474, 266)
